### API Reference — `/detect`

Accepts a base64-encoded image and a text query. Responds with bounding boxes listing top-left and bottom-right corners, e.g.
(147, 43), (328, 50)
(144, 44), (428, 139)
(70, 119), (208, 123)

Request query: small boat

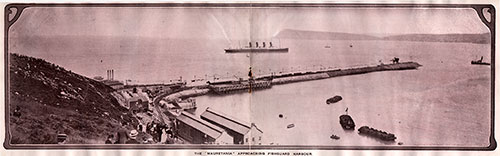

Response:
(325, 45), (331, 48)
(358, 126), (397, 141)
(330, 134), (340, 140)
(326, 95), (343, 104)
(471, 56), (490, 65)
(339, 114), (355, 130)
(471, 60), (490, 65)
(287, 124), (295, 129)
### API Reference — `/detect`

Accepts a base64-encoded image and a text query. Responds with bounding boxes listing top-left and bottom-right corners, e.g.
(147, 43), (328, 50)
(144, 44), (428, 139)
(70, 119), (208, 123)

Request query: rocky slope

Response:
(8, 53), (137, 144)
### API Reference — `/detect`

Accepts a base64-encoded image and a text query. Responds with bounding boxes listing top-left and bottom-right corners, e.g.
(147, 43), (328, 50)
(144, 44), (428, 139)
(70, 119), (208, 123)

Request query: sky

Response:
(6, 6), (492, 82)
(9, 7), (490, 42)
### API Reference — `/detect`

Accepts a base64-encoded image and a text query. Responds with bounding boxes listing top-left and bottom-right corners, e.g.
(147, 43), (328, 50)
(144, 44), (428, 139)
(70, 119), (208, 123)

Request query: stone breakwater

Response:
(268, 62), (421, 85)
(209, 62), (422, 94)
(113, 62), (421, 101)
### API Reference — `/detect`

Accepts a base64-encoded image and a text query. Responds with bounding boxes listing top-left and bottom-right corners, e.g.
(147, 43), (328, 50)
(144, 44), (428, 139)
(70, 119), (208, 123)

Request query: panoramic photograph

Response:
(5, 5), (493, 148)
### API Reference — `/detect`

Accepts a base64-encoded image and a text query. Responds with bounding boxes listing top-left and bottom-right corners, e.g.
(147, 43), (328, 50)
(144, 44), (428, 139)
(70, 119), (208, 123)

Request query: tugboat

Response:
(339, 108), (355, 130)
(471, 56), (490, 65)
(326, 95), (343, 104)
(358, 126), (397, 141)
(339, 114), (355, 130)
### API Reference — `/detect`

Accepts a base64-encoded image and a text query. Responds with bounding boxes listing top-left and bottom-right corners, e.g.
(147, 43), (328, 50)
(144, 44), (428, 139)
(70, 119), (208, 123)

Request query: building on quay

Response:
(200, 107), (263, 145)
(175, 112), (233, 144)
(116, 88), (151, 112)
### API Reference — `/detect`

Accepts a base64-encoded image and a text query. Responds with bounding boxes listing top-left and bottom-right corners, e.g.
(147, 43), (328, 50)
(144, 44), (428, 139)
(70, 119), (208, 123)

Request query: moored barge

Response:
(358, 126), (397, 141)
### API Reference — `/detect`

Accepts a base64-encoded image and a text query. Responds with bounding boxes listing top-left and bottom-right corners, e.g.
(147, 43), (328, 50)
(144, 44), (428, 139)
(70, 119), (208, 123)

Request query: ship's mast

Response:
(279, 38), (282, 48)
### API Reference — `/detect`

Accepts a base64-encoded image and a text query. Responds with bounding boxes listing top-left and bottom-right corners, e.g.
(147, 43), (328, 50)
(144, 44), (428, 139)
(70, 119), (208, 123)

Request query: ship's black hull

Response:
(471, 61), (490, 65)
(225, 48), (289, 53)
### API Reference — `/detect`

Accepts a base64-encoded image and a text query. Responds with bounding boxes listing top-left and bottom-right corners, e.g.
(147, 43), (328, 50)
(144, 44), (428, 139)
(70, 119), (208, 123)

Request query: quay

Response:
(106, 61), (420, 144)
(264, 62), (421, 85)
(209, 80), (272, 94)
(112, 61), (421, 103)
(209, 61), (421, 94)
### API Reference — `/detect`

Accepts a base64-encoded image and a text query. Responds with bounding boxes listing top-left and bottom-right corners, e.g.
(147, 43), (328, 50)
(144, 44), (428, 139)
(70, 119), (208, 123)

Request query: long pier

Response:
(270, 61), (421, 85)
(114, 61), (421, 107)
(208, 62), (421, 94)
(209, 80), (272, 94)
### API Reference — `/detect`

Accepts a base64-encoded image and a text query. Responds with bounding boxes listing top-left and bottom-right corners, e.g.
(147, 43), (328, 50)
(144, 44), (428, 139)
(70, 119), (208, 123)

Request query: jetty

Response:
(262, 62), (421, 85)
(209, 80), (272, 94)
(208, 61), (421, 94)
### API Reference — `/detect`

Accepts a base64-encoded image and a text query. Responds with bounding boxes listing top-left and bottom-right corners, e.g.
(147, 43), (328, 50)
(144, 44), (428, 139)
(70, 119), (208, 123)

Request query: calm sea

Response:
(13, 38), (492, 146)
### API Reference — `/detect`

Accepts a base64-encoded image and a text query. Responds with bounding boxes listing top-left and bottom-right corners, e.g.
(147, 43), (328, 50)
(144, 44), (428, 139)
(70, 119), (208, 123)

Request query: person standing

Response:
(126, 130), (140, 144)
(156, 123), (164, 142)
(115, 122), (129, 144)
(105, 134), (114, 144)
(13, 106), (21, 117)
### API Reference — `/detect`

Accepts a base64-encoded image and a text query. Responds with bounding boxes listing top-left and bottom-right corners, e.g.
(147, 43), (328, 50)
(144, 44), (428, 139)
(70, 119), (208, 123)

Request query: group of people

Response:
(105, 122), (140, 144)
(144, 121), (169, 142)
(105, 121), (180, 144)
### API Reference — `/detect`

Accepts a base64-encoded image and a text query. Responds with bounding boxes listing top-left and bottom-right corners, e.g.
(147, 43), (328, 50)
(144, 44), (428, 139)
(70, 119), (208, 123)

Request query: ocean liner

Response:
(224, 42), (288, 53)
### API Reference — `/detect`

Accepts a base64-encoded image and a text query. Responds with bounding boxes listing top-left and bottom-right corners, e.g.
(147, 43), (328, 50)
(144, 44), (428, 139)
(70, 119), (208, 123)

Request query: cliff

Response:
(8, 53), (137, 144)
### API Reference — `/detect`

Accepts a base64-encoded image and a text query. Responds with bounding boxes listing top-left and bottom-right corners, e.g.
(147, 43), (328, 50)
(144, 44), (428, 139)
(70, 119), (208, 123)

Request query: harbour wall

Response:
(164, 88), (211, 102)
(119, 62), (421, 107)
(269, 62), (421, 86)
(209, 62), (421, 94)
(271, 73), (330, 85)
(209, 81), (272, 94)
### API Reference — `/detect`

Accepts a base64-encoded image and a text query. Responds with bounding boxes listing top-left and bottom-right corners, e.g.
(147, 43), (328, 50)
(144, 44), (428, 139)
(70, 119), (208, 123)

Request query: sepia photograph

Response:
(2, 2), (495, 151)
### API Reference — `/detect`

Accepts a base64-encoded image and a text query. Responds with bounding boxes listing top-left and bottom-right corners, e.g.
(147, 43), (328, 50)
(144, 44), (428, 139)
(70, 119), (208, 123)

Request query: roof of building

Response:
(128, 92), (150, 103)
(120, 91), (132, 99)
(201, 108), (261, 135)
(176, 112), (225, 139)
(101, 80), (124, 86)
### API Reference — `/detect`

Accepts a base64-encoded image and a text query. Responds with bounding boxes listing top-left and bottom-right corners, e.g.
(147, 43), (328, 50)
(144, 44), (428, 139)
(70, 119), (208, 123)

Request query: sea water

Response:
(12, 37), (492, 146)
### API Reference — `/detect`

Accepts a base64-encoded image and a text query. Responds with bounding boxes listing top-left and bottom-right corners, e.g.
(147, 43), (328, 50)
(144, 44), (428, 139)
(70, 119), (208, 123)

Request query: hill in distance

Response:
(276, 29), (380, 40)
(275, 29), (490, 44)
(382, 33), (491, 44)
(8, 53), (138, 144)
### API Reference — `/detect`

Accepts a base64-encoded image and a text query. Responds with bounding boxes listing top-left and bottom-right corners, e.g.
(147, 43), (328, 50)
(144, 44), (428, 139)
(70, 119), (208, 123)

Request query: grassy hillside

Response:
(8, 53), (137, 144)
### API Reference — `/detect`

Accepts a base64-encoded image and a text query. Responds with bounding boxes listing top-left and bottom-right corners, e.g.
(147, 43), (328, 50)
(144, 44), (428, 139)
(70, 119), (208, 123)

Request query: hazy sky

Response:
(10, 7), (490, 42)
(7, 6), (492, 83)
